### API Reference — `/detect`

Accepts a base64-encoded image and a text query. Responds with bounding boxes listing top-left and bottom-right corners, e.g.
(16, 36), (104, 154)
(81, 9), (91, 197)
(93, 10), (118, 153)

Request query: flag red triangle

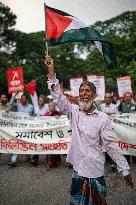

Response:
(46, 7), (72, 40)
(25, 81), (37, 96)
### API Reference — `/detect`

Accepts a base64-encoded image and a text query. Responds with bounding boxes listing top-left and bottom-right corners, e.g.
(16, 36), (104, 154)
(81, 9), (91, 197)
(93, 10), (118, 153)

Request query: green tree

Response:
(0, 2), (136, 95)
(0, 2), (17, 93)
(0, 2), (16, 50)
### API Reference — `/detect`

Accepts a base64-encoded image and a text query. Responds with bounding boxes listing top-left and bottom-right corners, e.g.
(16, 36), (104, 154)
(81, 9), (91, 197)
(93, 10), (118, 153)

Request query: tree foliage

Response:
(0, 2), (136, 94)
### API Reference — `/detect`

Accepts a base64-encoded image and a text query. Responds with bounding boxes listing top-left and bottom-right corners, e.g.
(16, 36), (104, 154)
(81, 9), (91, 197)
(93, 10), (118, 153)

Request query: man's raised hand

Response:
(124, 174), (133, 188)
(45, 54), (53, 67)
(44, 54), (54, 77)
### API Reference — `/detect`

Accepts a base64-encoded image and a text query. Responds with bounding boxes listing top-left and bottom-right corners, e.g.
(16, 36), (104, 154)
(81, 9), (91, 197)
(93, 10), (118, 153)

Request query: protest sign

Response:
(6, 67), (24, 94)
(70, 77), (83, 96)
(117, 76), (132, 97)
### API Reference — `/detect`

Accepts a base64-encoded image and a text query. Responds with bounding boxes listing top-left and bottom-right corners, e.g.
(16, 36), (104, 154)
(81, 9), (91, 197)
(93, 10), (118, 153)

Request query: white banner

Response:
(0, 111), (71, 154)
(87, 75), (105, 101)
(117, 76), (132, 97)
(0, 111), (136, 156)
(70, 77), (83, 96)
(111, 113), (136, 156)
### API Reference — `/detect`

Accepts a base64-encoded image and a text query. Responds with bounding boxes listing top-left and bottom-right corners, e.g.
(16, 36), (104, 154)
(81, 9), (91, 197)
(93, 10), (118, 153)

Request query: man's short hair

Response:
(39, 94), (46, 102)
(21, 94), (28, 99)
(1, 94), (7, 98)
(124, 92), (132, 98)
(104, 93), (113, 98)
(79, 81), (96, 94)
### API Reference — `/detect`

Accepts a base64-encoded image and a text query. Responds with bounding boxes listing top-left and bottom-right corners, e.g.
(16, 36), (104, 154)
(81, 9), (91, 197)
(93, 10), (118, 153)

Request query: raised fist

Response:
(44, 55), (53, 67)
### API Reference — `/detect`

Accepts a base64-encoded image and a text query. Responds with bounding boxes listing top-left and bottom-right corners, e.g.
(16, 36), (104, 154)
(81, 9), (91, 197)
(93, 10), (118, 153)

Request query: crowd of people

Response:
(0, 55), (135, 205)
(0, 83), (136, 168)
(65, 90), (136, 114)
(0, 92), (63, 167)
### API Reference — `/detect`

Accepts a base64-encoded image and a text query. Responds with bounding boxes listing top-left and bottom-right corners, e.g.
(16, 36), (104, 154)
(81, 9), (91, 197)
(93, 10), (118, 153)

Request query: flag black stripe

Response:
(46, 5), (73, 17)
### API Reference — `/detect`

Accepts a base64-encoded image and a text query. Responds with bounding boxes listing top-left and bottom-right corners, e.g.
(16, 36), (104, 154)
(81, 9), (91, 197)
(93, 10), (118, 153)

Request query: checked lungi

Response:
(70, 170), (107, 205)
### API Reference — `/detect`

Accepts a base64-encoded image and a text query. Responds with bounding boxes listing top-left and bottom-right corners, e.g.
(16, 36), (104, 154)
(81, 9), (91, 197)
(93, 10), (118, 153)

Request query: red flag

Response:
(25, 81), (37, 96)
(6, 67), (24, 94)
(46, 5), (72, 40)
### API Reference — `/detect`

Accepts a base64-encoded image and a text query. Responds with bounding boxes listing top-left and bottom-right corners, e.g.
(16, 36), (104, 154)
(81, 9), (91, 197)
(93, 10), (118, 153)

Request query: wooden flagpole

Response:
(44, 3), (49, 56)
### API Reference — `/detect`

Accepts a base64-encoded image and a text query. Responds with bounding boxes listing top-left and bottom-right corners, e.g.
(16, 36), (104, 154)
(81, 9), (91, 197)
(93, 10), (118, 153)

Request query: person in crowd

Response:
(0, 94), (12, 157)
(100, 92), (118, 115)
(9, 93), (34, 167)
(118, 92), (136, 113)
(31, 94), (49, 165)
(46, 95), (54, 103)
(33, 94), (49, 116)
(45, 55), (133, 205)
(45, 101), (62, 168)
(112, 93), (120, 107)
(10, 93), (34, 114)
(118, 92), (136, 163)
(0, 94), (11, 111)
(133, 94), (136, 105)
(47, 94), (61, 112)
(63, 90), (73, 100)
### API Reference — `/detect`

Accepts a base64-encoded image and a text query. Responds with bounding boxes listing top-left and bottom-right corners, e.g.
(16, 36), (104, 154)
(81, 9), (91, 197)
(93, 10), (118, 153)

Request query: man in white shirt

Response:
(100, 93), (118, 115)
(9, 93), (34, 167)
(45, 55), (133, 205)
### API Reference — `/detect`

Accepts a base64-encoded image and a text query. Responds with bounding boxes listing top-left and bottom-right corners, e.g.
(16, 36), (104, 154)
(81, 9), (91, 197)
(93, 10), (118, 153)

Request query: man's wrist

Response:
(122, 170), (130, 176)
(48, 73), (56, 80)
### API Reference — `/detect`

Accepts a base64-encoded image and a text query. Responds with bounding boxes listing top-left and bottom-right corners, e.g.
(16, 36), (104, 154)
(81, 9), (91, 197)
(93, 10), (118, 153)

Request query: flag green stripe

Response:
(48, 27), (117, 68)
(49, 27), (108, 45)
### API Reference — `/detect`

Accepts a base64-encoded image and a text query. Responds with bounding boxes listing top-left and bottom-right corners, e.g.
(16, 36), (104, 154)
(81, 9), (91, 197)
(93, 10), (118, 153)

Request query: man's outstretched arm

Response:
(44, 55), (73, 118)
(100, 117), (133, 188)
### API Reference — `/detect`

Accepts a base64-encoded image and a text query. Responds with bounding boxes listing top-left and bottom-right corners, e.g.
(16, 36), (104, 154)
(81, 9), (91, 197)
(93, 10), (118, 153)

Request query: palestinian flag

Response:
(45, 5), (117, 68)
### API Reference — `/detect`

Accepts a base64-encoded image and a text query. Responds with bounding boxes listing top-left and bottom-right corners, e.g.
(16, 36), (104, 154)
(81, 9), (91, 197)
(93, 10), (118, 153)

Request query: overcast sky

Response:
(2, 0), (136, 33)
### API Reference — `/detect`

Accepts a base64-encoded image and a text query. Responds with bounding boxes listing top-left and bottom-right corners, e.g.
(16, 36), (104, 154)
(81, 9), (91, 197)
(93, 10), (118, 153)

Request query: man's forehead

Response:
(80, 84), (92, 90)
(125, 94), (131, 97)
(105, 93), (112, 98)
(1, 94), (7, 98)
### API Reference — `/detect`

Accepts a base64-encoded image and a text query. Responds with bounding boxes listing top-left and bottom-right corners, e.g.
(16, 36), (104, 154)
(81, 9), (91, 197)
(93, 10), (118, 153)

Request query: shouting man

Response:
(45, 55), (133, 205)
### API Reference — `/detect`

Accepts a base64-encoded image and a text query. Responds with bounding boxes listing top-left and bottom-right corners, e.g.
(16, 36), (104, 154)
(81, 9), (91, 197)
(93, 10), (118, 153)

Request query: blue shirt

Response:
(10, 97), (34, 114)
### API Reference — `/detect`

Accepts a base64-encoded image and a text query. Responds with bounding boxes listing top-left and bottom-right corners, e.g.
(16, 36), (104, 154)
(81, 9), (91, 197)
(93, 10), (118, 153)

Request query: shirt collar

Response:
(79, 106), (99, 115)
(104, 103), (112, 107)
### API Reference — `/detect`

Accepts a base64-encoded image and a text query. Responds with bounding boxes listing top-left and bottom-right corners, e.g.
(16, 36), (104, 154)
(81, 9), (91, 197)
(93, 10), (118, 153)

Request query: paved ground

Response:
(0, 155), (136, 205)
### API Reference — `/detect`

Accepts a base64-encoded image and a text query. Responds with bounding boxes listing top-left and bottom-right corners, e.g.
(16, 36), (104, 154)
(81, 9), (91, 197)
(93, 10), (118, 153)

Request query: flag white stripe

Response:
(64, 17), (87, 32)
(94, 41), (103, 54)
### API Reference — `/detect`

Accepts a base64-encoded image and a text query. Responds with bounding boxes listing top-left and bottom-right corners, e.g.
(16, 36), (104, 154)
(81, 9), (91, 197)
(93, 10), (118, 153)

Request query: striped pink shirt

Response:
(48, 76), (130, 178)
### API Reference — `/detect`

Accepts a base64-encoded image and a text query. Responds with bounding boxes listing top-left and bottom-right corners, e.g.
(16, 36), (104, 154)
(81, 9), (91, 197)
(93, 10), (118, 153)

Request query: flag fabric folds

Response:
(25, 81), (37, 96)
(45, 5), (117, 68)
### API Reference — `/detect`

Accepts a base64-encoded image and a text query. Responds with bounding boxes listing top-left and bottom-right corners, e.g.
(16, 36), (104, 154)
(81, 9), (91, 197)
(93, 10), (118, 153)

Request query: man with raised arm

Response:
(9, 93), (34, 167)
(45, 55), (133, 205)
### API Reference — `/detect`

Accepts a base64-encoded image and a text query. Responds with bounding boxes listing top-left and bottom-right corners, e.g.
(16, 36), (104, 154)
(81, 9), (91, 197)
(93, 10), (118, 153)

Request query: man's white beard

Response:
(79, 100), (93, 112)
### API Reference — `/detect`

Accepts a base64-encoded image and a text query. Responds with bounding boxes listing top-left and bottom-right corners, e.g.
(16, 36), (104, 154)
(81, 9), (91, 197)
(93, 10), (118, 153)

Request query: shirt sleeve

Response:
(99, 104), (103, 112)
(30, 105), (34, 115)
(100, 116), (130, 176)
(118, 103), (122, 112)
(10, 96), (18, 110)
(114, 104), (118, 113)
(47, 74), (72, 119)
(30, 91), (39, 114)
